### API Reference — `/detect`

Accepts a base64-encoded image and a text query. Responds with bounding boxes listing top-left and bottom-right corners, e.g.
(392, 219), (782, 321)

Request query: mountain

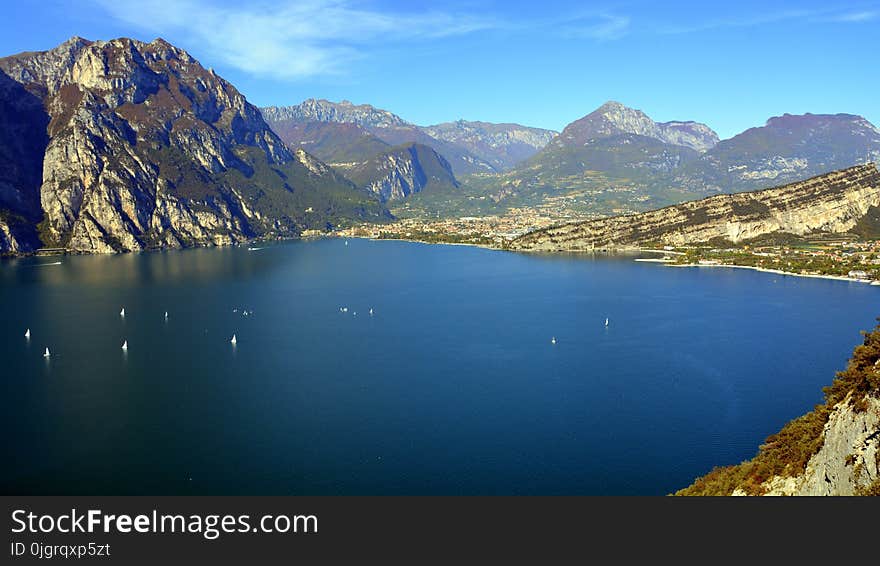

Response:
(261, 99), (555, 175)
(549, 101), (719, 152)
(420, 120), (557, 171)
(262, 98), (408, 130)
(678, 113), (880, 194)
(494, 102), (719, 205)
(0, 37), (386, 254)
(510, 164), (880, 251)
(263, 120), (390, 166)
(474, 104), (880, 218)
(678, 321), (880, 496)
(262, 99), (494, 174)
(346, 143), (459, 202)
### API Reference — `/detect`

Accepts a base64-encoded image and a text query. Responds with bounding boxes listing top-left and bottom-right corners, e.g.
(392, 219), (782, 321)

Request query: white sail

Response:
(120, 307), (125, 317)
(24, 328), (30, 339)
(551, 337), (557, 344)
(605, 318), (609, 326)
(43, 347), (50, 357)
(369, 308), (374, 316)
(164, 311), (168, 320)
(230, 334), (237, 345)
(122, 340), (128, 351)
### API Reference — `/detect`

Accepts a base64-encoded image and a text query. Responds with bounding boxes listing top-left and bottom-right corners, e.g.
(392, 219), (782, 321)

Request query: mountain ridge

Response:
(261, 99), (556, 175)
(510, 163), (880, 251)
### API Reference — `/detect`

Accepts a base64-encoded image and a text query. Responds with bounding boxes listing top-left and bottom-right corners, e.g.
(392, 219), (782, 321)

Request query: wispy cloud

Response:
(562, 14), (630, 41)
(827, 10), (878, 22)
(659, 6), (879, 34)
(90, 0), (499, 80)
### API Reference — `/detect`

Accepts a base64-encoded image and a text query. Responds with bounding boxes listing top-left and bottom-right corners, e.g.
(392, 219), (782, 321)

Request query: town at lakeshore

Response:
(329, 213), (880, 284)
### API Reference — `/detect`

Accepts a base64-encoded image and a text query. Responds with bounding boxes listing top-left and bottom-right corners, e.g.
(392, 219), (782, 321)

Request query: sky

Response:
(1, 0), (878, 139)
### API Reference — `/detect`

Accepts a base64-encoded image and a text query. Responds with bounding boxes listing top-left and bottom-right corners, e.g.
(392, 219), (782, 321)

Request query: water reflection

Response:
(0, 242), (289, 287)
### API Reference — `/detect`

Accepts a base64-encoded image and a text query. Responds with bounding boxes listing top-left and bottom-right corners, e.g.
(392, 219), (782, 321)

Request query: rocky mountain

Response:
(261, 99), (555, 176)
(264, 120), (390, 166)
(504, 102), (719, 197)
(262, 99), (408, 130)
(0, 37), (386, 254)
(479, 105), (880, 219)
(420, 120), (557, 171)
(678, 322), (880, 496)
(510, 164), (880, 251)
(547, 101), (720, 153)
(678, 113), (880, 194)
(346, 143), (459, 202)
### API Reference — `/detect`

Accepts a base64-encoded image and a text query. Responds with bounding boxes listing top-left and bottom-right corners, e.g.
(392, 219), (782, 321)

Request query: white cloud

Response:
(659, 6), (879, 34)
(828, 10), (878, 22)
(563, 14), (630, 41)
(90, 0), (498, 80)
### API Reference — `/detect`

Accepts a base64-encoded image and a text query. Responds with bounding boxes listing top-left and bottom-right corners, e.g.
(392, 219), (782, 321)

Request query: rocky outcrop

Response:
(511, 164), (880, 251)
(347, 143), (459, 202)
(657, 120), (720, 153)
(0, 37), (385, 254)
(745, 394), (879, 496)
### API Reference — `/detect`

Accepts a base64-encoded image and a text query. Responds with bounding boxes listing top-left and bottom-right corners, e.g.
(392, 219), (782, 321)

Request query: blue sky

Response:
(1, 0), (878, 138)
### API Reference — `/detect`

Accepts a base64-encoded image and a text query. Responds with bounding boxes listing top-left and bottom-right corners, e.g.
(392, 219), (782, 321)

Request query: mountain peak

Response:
(554, 102), (718, 152)
(596, 100), (629, 111)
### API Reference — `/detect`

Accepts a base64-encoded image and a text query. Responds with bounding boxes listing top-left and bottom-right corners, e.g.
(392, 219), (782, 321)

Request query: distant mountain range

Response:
(0, 37), (387, 254)
(261, 99), (558, 174)
(496, 102), (880, 214)
(1, 35), (879, 255)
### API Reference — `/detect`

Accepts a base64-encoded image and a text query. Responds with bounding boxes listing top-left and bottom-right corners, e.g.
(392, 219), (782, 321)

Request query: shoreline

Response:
(666, 262), (877, 284)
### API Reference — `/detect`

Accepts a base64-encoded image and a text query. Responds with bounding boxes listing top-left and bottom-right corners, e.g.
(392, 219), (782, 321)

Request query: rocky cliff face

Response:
(745, 394), (879, 496)
(347, 143), (459, 202)
(511, 164), (880, 251)
(657, 120), (720, 153)
(0, 37), (385, 254)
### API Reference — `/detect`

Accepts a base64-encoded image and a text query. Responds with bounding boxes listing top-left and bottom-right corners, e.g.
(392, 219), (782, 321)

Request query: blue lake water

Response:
(1, 238), (877, 494)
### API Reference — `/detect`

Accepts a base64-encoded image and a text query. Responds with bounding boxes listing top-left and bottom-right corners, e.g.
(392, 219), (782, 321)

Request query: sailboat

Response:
(121, 340), (128, 351)
(230, 334), (237, 345)
(605, 318), (609, 327)
(120, 307), (125, 318)
(43, 347), (50, 358)
(551, 337), (557, 345)
(164, 311), (168, 320)
(24, 328), (30, 339)
(369, 308), (374, 316)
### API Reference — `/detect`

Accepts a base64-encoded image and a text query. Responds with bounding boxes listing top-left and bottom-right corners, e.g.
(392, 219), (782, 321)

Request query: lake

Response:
(1, 238), (877, 494)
